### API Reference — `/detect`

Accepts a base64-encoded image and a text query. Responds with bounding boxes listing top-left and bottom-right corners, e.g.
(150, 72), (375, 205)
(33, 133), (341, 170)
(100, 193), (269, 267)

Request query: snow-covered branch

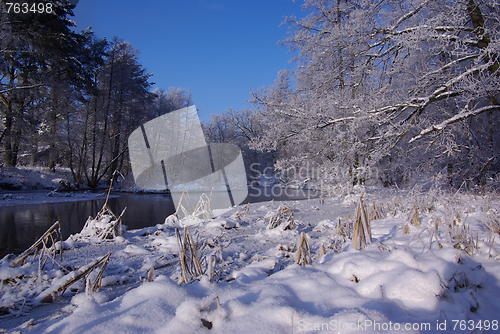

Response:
(369, 62), (491, 117)
(0, 83), (44, 95)
(317, 116), (355, 128)
(420, 54), (480, 80)
(390, 0), (436, 31)
(410, 105), (500, 142)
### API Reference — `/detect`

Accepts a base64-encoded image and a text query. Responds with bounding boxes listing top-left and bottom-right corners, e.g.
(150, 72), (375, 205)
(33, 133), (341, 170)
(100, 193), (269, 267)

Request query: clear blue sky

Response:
(72, 0), (305, 121)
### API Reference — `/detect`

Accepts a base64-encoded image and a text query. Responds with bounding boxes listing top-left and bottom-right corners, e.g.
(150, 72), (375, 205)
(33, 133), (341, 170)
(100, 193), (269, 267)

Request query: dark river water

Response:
(0, 187), (320, 258)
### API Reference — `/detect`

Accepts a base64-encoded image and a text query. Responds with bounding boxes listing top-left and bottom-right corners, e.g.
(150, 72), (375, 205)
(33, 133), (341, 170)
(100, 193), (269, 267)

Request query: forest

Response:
(1, 0), (499, 192)
(0, 1), (192, 187)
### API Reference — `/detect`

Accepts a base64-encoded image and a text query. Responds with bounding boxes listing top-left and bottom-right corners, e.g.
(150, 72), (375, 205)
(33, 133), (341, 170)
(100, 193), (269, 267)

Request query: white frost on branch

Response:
(410, 105), (500, 142)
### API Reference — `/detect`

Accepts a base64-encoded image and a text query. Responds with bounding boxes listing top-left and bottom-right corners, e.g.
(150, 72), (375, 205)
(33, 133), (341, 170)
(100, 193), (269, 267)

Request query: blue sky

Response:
(72, 0), (305, 120)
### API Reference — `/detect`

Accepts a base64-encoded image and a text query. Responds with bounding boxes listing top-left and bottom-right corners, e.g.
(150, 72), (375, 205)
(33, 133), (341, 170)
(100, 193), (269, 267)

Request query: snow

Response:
(0, 190), (114, 207)
(0, 167), (74, 192)
(0, 167), (124, 206)
(1, 187), (500, 333)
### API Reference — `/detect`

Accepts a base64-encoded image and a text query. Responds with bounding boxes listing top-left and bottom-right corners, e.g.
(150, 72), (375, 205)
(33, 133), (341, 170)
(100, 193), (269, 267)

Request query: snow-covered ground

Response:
(0, 167), (128, 207)
(0, 190), (115, 207)
(0, 167), (76, 192)
(1, 185), (500, 333)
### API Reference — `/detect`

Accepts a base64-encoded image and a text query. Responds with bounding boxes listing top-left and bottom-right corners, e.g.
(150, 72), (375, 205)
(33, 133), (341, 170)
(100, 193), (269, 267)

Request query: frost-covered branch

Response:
(420, 54), (480, 80)
(369, 62), (491, 117)
(390, 0), (436, 31)
(0, 83), (44, 95)
(317, 116), (355, 128)
(409, 105), (500, 142)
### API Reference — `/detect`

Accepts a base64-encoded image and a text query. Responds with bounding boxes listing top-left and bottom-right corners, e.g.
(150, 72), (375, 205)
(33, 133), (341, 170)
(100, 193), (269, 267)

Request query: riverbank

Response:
(0, 167), (77, 192)
(0, 167), (145, 207)
(1, 186), (499, 333)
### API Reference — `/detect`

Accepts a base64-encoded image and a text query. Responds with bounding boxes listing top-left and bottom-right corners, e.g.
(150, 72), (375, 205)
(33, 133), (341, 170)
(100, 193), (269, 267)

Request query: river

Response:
(0, 186), (320, 257)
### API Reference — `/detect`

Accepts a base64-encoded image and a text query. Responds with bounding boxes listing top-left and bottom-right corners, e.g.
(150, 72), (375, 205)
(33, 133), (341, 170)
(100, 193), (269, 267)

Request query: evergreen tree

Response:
(0, 0), (82, 167)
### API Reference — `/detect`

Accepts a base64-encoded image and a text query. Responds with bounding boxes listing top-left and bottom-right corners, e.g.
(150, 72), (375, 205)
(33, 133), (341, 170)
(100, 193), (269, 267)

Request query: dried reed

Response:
(410, 206), (421, 226)
(147, 266), (156, 282)
(268, 204), (295, 230)
(79, 205), (127, 240)
(403, 223), (411, 234)
(370, 202), (381, 221)
(176, 226), (206, 283)
(319, 243), (326, 257)
(176, 189), (213, 220)
(39, 252), (111, 302)
(296, 232), (312, 266)
(336, 217), (351, 242)
(234, 204), (249, 221)
(450, 222), (479, 256)
(353, 192), (372, 250)
(486, 210), (500, 235)
(10, 221), (63, 270)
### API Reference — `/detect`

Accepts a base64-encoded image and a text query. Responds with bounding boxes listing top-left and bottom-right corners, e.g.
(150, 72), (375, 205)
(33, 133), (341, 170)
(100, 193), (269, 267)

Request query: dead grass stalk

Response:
(296, 232), (312, 266)
(176, 226), (206, 283)
(10, 221), (63, 270)
(39, 252), (111, 302)
(353, 191), (372, 250)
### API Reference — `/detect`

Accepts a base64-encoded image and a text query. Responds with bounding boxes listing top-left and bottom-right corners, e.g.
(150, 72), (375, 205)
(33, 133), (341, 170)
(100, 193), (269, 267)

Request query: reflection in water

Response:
(1, 211), (16, 253)
(0, 187), (319, 257)
(0, 193), (175, 258)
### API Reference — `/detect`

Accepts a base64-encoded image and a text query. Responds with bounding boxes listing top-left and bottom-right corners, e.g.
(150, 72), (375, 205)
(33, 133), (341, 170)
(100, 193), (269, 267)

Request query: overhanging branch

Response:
(409, 105), (500, 143)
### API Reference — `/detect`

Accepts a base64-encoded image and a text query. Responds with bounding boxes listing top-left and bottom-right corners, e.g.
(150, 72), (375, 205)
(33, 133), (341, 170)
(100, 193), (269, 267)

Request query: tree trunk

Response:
(3, 112), (14, 167)
(468, 0), (499, 75)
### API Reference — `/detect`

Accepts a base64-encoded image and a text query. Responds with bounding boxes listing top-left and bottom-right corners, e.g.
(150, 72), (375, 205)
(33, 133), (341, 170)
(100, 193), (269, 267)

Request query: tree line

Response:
(0, 1), (192, 187)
